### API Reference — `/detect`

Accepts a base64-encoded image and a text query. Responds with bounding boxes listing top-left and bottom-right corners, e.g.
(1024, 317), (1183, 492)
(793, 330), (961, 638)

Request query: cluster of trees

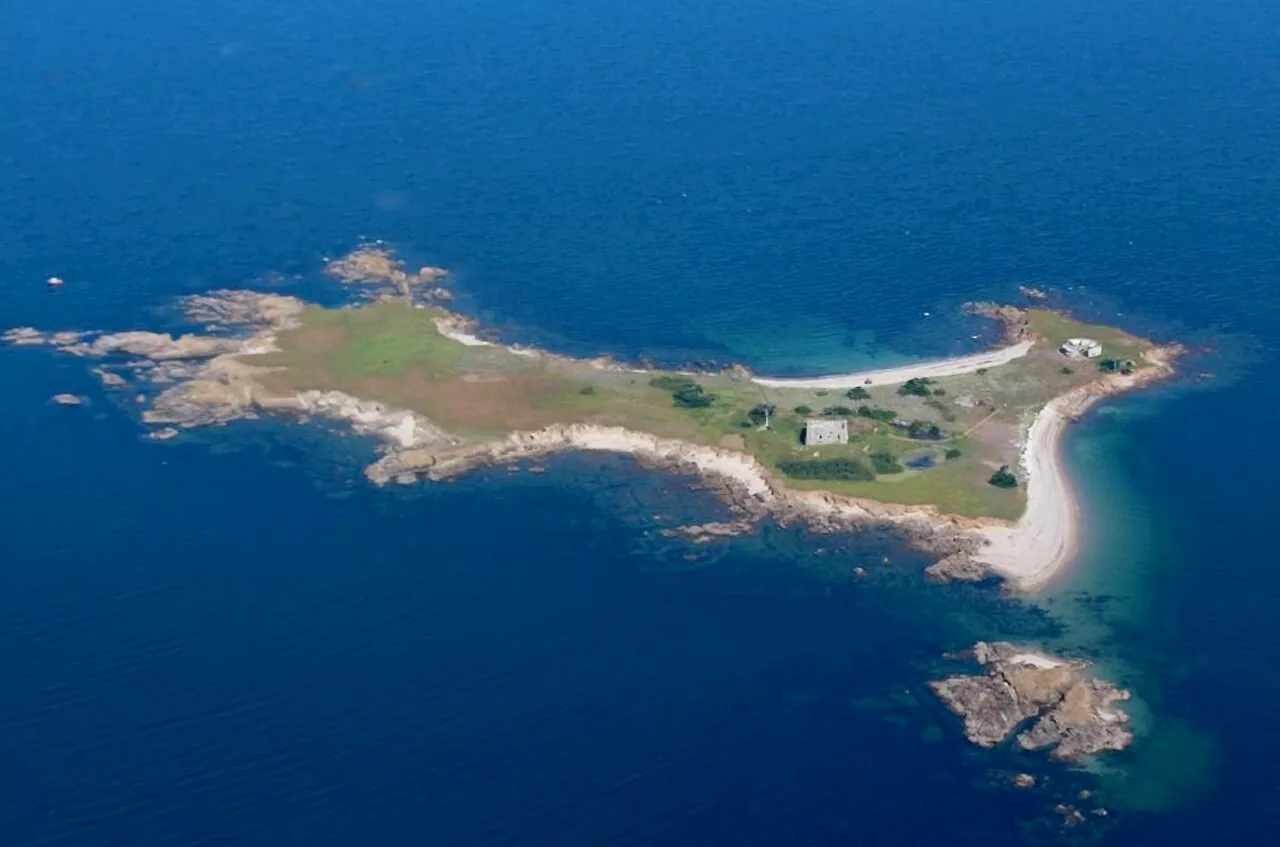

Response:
(906, 420), (943, 440)
(650, 375), (716, 408)
(989, 465), (1018, 488)
(777, 456), (875, 481)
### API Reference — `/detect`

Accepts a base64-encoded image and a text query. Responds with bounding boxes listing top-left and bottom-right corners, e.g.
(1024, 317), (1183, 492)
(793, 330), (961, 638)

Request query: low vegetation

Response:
(856, 406), (897, 422)
(777, 456), (875, 481)
(870, 451), (905, 475)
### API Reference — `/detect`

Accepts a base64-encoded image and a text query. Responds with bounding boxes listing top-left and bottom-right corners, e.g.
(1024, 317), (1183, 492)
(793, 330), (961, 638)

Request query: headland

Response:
(4, 245), (1181, 593)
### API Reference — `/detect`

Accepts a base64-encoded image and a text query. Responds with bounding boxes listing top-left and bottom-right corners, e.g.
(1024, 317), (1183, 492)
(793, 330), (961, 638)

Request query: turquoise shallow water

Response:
(3, 0), (1280, 843)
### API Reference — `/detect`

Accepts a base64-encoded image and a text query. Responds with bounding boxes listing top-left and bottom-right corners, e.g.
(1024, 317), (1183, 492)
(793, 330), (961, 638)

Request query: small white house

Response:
(1060, 337), (1103, 359)
(803, 418), (849, 446)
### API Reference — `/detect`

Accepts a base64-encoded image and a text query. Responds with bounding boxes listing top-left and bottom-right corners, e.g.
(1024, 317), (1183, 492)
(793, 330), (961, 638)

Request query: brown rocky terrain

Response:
(930, 641), (1132, 761)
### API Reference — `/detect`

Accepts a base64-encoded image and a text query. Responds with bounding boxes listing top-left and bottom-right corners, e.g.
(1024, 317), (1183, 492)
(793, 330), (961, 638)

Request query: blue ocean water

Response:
(3, 0), (1279, 843)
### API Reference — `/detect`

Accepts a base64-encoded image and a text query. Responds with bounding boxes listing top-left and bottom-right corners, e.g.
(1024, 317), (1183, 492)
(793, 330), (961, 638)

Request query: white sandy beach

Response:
(974, 397), (1078, 591)
(751, 340), (1034, 389)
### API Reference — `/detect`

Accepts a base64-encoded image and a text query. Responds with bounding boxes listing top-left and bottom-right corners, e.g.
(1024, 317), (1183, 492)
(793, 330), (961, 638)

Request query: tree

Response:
(989, 465), (1018, 488)
(748, 403), (776, 426)
(845, 386), (870, 400)
(944, 447), (963, 460)
(794, 405), (813, 415)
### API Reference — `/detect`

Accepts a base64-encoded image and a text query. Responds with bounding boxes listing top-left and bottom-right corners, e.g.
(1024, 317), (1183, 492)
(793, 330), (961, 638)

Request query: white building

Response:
(1059, 337), (1103, 358)
(803, 418), (849, 446)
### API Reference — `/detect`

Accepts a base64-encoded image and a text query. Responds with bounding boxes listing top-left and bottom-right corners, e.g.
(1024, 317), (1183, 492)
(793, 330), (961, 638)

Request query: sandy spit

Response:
(751, 341), (1034, 389)
(974, 346), (1181, 591)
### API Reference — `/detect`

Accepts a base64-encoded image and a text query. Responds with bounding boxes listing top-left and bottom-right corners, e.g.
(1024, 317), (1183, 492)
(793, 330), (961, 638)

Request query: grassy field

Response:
(247, 300), (1159, 518)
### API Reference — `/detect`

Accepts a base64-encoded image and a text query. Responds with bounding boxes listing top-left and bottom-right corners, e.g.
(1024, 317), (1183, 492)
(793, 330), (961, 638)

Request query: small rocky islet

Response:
(930, 641), (1132, 761)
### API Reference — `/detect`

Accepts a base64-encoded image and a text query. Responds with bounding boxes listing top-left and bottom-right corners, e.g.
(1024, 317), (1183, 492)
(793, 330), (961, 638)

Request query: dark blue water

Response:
(3, 0), (1280, 843)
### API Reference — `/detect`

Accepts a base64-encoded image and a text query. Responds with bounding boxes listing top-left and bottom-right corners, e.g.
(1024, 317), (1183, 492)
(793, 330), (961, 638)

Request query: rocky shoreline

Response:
(930, 642), (1133, 761)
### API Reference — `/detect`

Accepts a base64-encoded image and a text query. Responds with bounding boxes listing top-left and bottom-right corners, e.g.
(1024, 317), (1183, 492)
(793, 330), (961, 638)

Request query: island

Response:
(930, 642), (1133, 761)
(5, 245), (1180, 594)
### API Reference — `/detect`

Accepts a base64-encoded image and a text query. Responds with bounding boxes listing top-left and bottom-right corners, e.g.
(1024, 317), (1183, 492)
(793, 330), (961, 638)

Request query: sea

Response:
(2, 0), (1278, 844)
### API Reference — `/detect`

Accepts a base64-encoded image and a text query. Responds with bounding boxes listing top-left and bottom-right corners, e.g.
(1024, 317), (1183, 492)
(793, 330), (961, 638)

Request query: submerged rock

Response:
(926, 551), (993, 582)
(929, 642), (1132, 761)
(3, 327), (49, 345)
(93, 368), (128, 388)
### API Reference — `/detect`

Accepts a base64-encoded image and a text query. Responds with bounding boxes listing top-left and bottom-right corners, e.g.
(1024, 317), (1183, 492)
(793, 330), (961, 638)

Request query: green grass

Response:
(320, 304), (472, 377)
(782, 457), (1025, 520)
(1026, 309), (1151, 366)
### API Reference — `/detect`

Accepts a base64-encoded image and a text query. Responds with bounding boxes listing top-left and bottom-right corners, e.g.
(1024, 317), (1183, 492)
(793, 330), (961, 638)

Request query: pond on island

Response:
(904, 452), (937, 470)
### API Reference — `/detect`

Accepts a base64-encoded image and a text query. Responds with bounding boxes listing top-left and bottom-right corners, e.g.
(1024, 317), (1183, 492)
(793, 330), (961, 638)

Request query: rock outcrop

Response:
(930, 642), (1132, 761)
(324, 245), (449, 298)
(964, 302), (1033, 344)
(178, 290), (305, 331)
(66, 331), (244, 361)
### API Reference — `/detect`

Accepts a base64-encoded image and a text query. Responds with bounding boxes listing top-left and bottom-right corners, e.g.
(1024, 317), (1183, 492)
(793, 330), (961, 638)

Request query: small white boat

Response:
(46, 276), (65, 287)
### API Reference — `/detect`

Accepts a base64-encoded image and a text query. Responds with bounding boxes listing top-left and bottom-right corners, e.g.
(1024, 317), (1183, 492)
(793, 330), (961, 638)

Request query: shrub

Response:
(823, 405), (854, 416)
(989, 465), (1018, 488)
(856, 406), (897, 422)
(794, 404), (813, 415)
(1060, 366), (1074, 375)
(976, 368), (988, 375)
(578, 385), (596, 395)
(672, 383), (714, 408)
(944, 447), (963, 460)
(845, 387), (871, 400)
(870, 451), (904, 474)
(776, 457), (875, 481)
(932, 387), (946, 396)
(898, 377), (934, 397)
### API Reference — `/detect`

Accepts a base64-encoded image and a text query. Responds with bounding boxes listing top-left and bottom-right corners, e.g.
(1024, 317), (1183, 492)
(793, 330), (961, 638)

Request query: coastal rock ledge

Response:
(930, 642), (1132, 761)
